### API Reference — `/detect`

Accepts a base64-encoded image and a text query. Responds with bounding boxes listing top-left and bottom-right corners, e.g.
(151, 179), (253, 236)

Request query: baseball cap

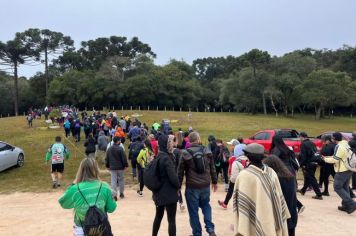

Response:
(243, 143), (265, 155)
(227, 139), (239, 146)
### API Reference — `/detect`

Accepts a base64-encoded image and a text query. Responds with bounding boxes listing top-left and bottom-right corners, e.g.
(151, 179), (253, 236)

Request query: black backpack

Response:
(77, 183), (113, 236)
(130, 141), (143, 159)
(187, 147), (206, 174)
(143, 158), (162, 191)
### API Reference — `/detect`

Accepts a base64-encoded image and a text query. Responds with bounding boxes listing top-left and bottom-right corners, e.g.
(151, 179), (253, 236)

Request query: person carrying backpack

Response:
(64, 119), (71, 137)
(84, 133), (96, 158)
(322, 132), (356, 214)
(215, 139), (230, 192)
(151, 134), (180, 236)
(178, 132), (218, 236)
(96, 131), (108, 165)
(129, 138), (144, 179)
(58, 158), (117, 236)
(136, 140), (154, 197)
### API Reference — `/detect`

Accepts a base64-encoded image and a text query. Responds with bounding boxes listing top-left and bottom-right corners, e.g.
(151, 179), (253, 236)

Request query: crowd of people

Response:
(41, 111), (356, 236)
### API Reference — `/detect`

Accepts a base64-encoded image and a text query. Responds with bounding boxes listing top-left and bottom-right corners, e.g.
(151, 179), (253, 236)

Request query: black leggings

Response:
(224, 181), (235, 205)
(152, 203), (177, 236)
(288, 228), (295, 236)
(321, 163), (335, 193)
(138, 166), (144, 191)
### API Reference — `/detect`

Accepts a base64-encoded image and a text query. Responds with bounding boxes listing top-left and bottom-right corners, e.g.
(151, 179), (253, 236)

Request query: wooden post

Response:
(139, 106), (140, 111)
(172, 107), (174, 111)
(130, 106), (132, 111)
(180, 107), (182, 112)
(213, 108), (215, 112)
(196, 107), (198, 112)
(164, 106), (167, 111)
(156, 106), (158, 111)
(121, 106), (123, 111)
(189, 107), (191, 112)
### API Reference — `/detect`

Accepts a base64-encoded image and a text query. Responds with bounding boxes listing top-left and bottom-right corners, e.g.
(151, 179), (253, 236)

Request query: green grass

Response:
(0, 111), (355, 194)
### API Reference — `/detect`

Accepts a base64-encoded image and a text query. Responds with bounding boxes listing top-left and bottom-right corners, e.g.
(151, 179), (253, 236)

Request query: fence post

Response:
(213, 108), (215, 112)
(139, 106), (140, 111)
(164, 106), (167, 111)
(172, 107), (174, 111)
(121, 106), (123, 111)
(157, 106), (158, 111)
(130, 106), (132, 111)
(148, 106), (150, 111)
(113, 106), (115, 111)
(180, 107), (182, 112)
(8, 113), (10, 117)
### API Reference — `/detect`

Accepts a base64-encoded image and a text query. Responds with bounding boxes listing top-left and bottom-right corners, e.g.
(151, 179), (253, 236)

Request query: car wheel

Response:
(17, 154), (25, 167)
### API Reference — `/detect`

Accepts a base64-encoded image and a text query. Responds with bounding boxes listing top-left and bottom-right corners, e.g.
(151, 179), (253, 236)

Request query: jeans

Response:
(110, 170), (125, 196)
(152, 203), (177, 236)
(185, 187), (214, 236)
(334, 171), (356, 208)
(301, 164), (322, 196)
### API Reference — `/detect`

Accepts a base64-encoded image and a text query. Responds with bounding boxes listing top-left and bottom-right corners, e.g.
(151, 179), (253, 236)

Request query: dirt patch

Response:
(0, 184), (354, 236)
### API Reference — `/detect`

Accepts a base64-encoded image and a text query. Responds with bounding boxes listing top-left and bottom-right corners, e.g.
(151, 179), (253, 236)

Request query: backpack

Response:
(130, 142), (143, 159)
(340, 147), (356, 172)
(77, 183), (113, 236)
(187, 147), (206, 174)
(143, 158), (162, 191)
(64, 121), (71, 129)
(75, 122), (81, 129)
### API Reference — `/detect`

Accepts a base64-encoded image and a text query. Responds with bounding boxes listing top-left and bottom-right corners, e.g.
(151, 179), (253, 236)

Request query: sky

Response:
(1, 0), (356, 77)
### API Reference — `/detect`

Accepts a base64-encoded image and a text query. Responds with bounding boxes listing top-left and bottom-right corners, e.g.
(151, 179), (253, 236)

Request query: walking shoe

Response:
(218, 200), (227, 209)
(297, 189), (305, 196)
(346, 205), (356, 214)
(312, 195), (323, 200)
(209, 232), (217, 236)
(120, 193), (125, 199)
(56, 183), (61, 188)
(113, 196), (118, 202)
(298, 205), (305, 214)
(52, 183), (57, 189)
(338, 206), (346, 212)
(321, 192), (330, 196)
(137, 190), (143, 197)
(179, 203), (185, 211)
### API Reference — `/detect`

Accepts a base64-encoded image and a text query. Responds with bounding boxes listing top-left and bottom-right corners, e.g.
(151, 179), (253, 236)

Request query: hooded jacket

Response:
(106, 143), (128, 170)
(97, 131), (108, 151)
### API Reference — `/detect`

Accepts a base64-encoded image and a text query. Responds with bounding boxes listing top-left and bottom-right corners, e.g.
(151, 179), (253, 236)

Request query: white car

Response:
(0, 141), (25, 172)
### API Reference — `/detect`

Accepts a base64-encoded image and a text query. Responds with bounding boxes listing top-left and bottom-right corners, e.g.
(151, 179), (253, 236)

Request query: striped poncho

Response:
(233, 165), (290, 236)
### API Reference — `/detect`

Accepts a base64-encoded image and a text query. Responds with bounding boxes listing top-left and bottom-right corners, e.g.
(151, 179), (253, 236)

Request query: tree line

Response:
(1, 28), (356, 119)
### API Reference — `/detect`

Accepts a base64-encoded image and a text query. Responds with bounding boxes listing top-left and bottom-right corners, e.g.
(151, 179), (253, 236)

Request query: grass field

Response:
(0, 111), (355, 194)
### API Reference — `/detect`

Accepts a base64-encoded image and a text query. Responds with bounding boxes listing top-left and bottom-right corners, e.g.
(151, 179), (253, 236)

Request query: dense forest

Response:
(1, 28), (356, 119)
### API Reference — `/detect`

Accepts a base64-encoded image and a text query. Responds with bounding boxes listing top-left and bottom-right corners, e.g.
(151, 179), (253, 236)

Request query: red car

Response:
(244, 129), (323, 154)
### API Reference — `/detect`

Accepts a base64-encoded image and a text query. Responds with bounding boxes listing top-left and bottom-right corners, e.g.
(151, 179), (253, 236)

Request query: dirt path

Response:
(0, 184), (355, 236)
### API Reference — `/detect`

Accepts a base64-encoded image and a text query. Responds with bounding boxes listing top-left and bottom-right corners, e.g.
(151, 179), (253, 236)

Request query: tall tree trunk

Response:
(45, 48), (48, 102)
(13, 62), (19, 116)
(315, 105), (322, 120)
(262, 92), (267, 115)
(270, 94), (278, 117)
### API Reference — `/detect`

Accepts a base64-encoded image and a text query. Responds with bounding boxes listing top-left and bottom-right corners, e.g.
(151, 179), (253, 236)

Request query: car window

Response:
(276, 130), (299, 138)
(0, 142), (7, 151)
(254, 132), (270, 140)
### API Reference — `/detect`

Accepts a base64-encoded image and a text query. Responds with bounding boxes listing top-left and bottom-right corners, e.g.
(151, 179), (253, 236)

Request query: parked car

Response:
(244, 129), (323, 154)
(0, 141), (25, 172)
(316, 131), (353, 141)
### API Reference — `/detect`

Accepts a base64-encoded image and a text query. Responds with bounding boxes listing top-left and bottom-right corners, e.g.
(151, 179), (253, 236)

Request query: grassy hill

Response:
(0, 111), (355, 193)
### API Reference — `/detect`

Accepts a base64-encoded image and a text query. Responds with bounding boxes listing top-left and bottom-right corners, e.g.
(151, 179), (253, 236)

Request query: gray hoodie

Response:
(97, 131), (108, 151)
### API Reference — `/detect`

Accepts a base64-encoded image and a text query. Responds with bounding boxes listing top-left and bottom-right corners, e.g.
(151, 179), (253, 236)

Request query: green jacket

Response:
(137, 148), (153, 168)
(58, 180), (117, 226)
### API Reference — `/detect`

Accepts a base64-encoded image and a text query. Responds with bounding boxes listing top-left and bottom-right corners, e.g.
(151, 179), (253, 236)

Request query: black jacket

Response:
(178, 144), (218, 189)
(84, 137), (96, 154)
(152, 151), (179, 206)
(299, 139), (317, 167)
(321, 143), (336, 156)
(106, 144), (128, 170)
(271, 147), (294, 172)
(349, 139), (356, 152)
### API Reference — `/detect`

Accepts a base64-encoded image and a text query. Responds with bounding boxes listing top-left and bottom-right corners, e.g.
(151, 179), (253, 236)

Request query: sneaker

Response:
(218, 200), (227, 209)
(113, 196), (118, 202)
(57, 183), (61, 188)
(209, 232), (217, 236)
(312, 195), (323, 200)
(179, 203), (185, 211)
(137, 190), (143, 197)
(321, 192), (330, 196)
(120, 193), (125, 199)
(297, 189), (305, 196)
(346, 205), (356, 214)
(338, 206), (346, 212)
(298, 205), (305, 214)
(52, 183), (57, 189)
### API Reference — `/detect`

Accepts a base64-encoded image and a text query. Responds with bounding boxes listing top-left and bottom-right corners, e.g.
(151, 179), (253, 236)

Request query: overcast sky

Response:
(1, 0), (356, 77)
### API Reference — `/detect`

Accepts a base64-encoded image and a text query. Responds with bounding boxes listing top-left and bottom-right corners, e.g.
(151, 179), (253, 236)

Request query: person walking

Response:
(45, 136), (70, 188)
(320, 135), (336, 196)
(96, 131), (108, 165)
(233, 143), (290, 236)
(264, 155), (298, 236)
(84, 133), (96, 158)
(349, 132), (356, 190)
(152, 135), (180, 236)
(323, 132), (356, 214)
(58, 158), (117, 236)
(178, 132), (218, 236)
(129, 137), (144, 179)
(136, 140), (154, 197)
(215, 139), (230, 192)
(106, 136), (128, 200)
(298, 132), (323, 200)
(27, 113), (33, 127)
(64, 119), (71, 137)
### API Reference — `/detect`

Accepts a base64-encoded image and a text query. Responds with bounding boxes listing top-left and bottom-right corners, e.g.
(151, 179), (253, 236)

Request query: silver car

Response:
(0, 141), (25, 172)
